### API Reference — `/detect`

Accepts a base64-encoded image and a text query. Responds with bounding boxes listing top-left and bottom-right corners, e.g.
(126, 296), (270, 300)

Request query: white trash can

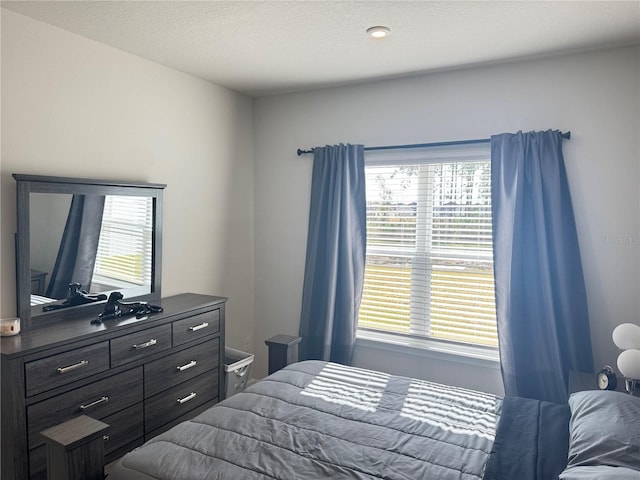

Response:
(224, 347), (254, 399)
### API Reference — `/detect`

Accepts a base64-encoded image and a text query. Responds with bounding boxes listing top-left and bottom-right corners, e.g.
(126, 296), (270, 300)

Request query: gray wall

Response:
(1, 10), (256, 353)
(253, 46), (640, 394)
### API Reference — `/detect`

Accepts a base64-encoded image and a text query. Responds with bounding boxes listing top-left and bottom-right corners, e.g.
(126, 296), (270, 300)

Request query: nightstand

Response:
(569, 370), (627, 394)
(30, 269), (48, 295)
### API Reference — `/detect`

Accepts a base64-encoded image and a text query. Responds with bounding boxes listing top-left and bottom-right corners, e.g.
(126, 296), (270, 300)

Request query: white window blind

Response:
(358, 144), (498, 350)
(92, 196), (153, 288)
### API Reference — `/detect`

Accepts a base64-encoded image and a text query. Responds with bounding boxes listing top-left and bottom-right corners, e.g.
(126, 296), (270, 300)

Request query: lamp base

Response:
(624, 378), (639, 395)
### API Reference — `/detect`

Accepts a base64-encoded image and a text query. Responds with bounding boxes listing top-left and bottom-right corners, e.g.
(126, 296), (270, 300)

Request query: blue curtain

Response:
(298, 144), (366, 365)
(46, 194), (105, 299)
(491, 130), (593, 404)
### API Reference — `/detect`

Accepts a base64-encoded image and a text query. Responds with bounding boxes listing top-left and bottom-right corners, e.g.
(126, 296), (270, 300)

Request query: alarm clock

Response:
(597, 365), (617, 391)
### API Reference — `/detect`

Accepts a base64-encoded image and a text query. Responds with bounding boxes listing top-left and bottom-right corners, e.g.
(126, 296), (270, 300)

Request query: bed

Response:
(108, 360), (640, 480)
(30, 294), (56, 306)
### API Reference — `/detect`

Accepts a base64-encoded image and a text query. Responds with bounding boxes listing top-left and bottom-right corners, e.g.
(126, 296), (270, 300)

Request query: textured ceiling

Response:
(2, 1), (640, 97)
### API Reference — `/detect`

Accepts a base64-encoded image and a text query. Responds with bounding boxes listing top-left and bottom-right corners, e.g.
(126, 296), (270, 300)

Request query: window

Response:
(357, 143), (497, 356)
(91, 195), (153, 292)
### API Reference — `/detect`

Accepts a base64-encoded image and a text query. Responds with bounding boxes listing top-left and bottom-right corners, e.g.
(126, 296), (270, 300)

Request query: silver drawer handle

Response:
(133, 338), (157, 349)
(177, 360), (197, 372)
(176, 392), (196, 404)
(57, 360), (89, 374)
(188, 322), (209, 332)
(103, 435), (110, 442)
(80, 395), (109, 411)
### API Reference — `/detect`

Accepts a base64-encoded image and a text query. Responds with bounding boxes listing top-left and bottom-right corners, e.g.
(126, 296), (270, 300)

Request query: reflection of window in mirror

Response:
(29, 193), (153, 306)
(92, 196), (153, 297)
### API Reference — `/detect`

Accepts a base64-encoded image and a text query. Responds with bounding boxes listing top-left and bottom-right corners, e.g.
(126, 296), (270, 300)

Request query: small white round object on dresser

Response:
(0, 317), (21, 336)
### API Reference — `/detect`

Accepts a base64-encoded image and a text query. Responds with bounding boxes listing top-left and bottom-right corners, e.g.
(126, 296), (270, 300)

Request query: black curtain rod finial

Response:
(297, 148), (314, 156)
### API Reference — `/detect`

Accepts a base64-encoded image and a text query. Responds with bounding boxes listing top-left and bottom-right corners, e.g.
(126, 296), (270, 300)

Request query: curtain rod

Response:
(296, 131), (571, 156)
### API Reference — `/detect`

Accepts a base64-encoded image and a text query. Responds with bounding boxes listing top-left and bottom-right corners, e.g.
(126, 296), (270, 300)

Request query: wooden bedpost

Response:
(265, 335), (301, 374)
(40, 415), (109, 480)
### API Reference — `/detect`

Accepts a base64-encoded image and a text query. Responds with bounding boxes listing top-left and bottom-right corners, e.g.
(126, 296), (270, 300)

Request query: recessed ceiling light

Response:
(367, 26), (391, 39)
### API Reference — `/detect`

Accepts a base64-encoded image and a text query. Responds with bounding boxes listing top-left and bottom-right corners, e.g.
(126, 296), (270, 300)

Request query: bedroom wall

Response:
(253, 46), (640, 395)
(0, 9), (255, 353)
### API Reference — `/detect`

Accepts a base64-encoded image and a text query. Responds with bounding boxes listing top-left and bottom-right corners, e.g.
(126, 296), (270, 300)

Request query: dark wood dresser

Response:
(1, 293), (226, 480)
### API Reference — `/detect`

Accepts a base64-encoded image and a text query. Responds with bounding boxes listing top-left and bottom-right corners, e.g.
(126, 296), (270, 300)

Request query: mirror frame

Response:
(14, 174), (166, 331)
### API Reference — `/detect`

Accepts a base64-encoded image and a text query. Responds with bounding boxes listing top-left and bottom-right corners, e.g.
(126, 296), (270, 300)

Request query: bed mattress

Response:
(109, 360), (504, 479)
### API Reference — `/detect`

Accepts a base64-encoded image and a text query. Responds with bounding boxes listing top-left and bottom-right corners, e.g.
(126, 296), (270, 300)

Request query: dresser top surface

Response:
(0, 293), (226, 359)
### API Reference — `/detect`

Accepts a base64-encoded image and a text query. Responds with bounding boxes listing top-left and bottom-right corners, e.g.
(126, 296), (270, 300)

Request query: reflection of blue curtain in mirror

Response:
(46, 195), (105, 299)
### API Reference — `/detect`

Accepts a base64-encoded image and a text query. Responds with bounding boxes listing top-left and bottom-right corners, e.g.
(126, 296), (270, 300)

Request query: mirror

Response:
(14, 174), (165, 330)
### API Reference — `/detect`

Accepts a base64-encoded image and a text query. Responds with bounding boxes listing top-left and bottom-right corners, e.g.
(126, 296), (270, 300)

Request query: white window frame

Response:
(356, 143), (499, 364)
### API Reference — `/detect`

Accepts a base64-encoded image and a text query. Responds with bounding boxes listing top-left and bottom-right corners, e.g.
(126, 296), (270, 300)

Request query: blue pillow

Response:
(562, 390), (640, 475)
(560, 465), (640, 479)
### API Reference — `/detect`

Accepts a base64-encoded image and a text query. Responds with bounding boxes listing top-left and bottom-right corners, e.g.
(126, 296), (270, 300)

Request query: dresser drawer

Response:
(102, 403), (144, 457)
(28, 445), (47, 480)
(145, 369), (219, 434)
(145, 338), (220, 398)
(145, 398), (218, 441)
(24, 341), (109, 397)
(111, 324), (171, 367)
(173, 309), (220, 346)
(27, 367), (143, 450)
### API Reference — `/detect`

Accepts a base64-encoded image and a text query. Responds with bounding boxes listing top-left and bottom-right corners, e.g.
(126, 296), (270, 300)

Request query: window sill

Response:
(355, 330), (500, 370)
